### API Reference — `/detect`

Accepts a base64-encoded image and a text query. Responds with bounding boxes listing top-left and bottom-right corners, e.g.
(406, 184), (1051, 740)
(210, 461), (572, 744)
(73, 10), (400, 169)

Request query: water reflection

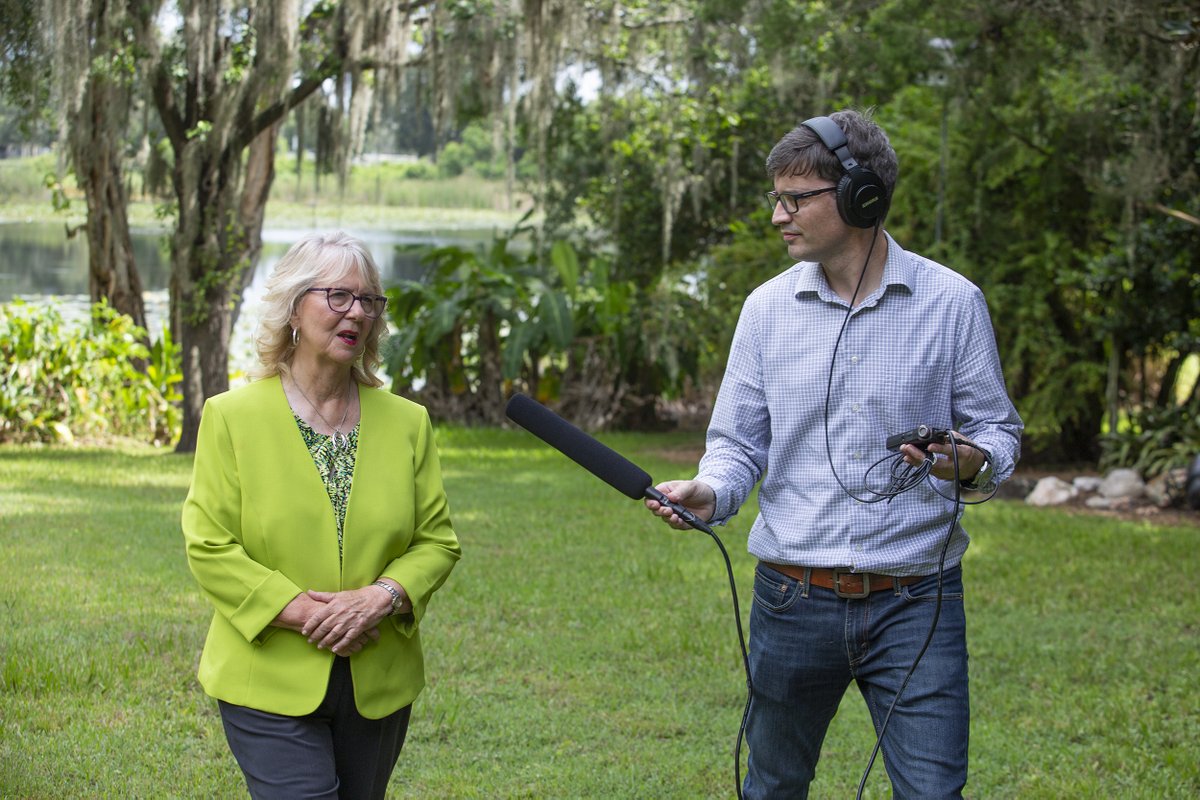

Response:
(0, 222), (494, 299)
(0, 222), (172, 297)
(0, 221), (500, 375)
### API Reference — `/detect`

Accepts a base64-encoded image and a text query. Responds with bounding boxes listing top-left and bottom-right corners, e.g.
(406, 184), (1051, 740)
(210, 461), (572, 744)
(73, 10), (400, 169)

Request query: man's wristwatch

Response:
(372, 580), (404, 615)
(961, 447), (995, 491)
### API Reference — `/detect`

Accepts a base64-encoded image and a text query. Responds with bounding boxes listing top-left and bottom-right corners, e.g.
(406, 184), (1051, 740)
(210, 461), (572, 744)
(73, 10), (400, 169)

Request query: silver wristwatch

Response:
(961, 449), (995, 491)
(372, 580), (404, 615)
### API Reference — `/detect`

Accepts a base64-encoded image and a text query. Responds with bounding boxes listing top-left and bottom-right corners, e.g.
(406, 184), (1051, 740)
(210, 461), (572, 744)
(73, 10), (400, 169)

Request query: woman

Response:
(182, 231), (461, 799)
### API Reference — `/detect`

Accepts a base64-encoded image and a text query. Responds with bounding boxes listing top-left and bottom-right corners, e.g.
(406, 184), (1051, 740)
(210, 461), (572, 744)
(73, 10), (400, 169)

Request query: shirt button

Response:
(852, 403), (861, 413)
(850, 355), (860, 364)
(853, 451), (862, 460)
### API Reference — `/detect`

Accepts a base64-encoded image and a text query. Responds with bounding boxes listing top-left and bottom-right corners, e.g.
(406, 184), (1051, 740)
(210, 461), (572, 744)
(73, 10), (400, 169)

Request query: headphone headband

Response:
(801, 116), (860, 172)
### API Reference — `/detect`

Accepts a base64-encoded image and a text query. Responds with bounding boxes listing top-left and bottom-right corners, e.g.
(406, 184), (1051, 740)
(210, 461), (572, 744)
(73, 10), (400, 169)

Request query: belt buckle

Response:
(833, 569), (870, 599)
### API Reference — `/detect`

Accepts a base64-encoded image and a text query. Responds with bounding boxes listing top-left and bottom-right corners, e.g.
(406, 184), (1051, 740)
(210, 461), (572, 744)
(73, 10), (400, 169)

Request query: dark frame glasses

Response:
(306, 287), (388, 319)
(765, 186), (837, 214)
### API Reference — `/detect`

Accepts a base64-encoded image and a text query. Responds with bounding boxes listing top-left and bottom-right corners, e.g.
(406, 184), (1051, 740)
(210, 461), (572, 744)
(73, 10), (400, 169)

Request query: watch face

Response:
(971, 458), (993, 489)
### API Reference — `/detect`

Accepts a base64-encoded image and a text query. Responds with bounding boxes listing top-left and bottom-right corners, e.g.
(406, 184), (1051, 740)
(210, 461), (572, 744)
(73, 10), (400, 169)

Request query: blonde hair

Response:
(251, 231), (387, 387)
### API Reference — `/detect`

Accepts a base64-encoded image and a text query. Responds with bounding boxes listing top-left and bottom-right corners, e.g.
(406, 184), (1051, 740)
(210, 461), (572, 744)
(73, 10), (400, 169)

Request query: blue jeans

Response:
(743, 563), (969, 800)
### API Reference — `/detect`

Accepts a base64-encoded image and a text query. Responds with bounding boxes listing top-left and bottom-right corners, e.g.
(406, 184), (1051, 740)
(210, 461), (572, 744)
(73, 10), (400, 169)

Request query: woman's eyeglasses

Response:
(306, 287), (388, 319)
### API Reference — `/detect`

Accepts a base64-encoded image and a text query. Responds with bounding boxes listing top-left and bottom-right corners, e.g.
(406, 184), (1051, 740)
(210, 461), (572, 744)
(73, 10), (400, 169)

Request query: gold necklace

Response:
(290, 377), (353, 450)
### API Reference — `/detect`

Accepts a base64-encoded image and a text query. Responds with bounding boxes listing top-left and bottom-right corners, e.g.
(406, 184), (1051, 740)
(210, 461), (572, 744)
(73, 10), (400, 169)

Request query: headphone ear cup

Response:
(836, 167), (889, 228)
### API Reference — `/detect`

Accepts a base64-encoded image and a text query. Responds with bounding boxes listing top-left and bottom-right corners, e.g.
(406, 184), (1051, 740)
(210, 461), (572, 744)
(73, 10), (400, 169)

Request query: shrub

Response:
(0, 153), (59, 201)
(437, 141), (469, 178)
(0, 300), (181, 445)
(1099, 398), (1200, 480)
(400, 159), (437, 180)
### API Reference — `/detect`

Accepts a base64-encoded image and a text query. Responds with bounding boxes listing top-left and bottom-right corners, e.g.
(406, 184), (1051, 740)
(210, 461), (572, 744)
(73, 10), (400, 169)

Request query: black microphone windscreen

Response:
(505, 393), (653, 500)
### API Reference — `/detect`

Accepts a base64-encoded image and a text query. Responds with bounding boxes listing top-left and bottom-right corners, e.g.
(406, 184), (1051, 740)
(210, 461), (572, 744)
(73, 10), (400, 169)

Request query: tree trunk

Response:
(172, 127), (279, 453)
(526, 345), (541, 403)
(475, 309), (504, 424)
(71, 55), (147, 332)
(1154, 352), (1187, 409)
(173, 297), (235, 452)
(81, 157), (147, 331)
(1106, 336), (1120, 437)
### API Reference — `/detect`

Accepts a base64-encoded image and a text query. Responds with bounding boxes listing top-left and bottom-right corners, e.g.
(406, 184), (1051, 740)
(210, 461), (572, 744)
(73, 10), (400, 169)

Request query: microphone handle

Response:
(644, 486), (714, 534)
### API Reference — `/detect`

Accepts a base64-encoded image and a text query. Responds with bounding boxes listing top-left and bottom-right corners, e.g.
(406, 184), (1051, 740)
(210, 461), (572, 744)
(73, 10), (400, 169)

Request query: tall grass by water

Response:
(0, 152), (528, 230)
(1, 428), (1197, 798)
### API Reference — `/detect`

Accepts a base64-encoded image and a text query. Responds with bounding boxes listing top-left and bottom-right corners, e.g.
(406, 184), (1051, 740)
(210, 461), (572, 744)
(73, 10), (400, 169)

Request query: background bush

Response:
(0, 300), (181, 445)
(0, 152), (57, 203)
(1100, 398), (1200, 479)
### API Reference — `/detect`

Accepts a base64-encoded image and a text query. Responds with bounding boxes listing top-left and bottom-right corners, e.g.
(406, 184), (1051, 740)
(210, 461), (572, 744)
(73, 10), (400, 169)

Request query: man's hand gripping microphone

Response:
(643, 486), (715, 535)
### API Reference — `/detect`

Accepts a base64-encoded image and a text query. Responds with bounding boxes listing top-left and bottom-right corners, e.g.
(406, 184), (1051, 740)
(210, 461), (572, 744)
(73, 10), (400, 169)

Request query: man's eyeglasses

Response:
(306, 287), (388, 319)
(765, 186), (837, 214)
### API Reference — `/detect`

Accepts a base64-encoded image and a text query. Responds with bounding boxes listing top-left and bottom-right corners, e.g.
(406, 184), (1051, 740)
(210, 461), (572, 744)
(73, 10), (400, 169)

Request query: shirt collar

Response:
(791, 232), (915, 305)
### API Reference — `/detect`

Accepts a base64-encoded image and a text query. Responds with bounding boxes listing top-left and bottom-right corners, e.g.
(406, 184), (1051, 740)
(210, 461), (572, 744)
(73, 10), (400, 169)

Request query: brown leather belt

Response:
(762, 562), (926, 599)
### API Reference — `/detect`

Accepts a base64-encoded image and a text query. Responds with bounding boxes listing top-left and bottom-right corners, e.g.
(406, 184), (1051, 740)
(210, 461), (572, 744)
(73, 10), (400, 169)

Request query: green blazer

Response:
(181, 376), (461, 719)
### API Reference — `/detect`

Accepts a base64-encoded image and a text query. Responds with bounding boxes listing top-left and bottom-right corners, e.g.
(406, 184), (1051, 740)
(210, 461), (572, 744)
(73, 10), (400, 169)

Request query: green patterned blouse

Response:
(294, 414), (359, 561)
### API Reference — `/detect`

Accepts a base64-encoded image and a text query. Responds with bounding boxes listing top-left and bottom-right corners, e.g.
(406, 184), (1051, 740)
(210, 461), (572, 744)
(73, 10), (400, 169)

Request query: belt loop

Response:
(892, 576), (902, 596)
(801, 567), (812, 599)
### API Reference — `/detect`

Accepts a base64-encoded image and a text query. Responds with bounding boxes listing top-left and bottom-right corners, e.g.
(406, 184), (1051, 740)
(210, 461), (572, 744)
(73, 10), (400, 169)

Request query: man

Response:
(646, 109), (1023, 798)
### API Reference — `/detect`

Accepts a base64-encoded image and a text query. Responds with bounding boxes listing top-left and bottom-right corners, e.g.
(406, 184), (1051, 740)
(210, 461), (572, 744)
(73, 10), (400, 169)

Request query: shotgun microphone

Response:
(504, 393), (711, 532)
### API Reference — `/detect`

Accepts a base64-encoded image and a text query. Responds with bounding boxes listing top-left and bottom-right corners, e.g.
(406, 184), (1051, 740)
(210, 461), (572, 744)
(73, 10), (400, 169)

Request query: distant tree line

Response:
(1, 1), (1196, 470)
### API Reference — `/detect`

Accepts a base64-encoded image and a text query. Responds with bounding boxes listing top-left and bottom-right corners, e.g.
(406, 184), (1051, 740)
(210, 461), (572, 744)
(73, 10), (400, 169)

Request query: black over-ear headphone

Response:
(800, 116), (890, 229)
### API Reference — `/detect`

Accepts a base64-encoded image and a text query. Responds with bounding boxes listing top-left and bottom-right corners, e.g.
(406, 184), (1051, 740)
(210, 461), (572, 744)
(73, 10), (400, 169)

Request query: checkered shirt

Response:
(697, 233), (1023, 575)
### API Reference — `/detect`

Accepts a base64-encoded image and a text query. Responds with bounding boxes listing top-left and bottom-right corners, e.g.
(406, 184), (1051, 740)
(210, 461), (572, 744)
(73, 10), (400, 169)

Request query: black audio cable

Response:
(818, 222), (996, 799)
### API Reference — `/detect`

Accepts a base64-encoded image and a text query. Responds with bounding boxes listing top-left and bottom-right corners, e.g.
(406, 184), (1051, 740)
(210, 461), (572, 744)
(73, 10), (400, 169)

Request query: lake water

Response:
(0, 221), (498, 375)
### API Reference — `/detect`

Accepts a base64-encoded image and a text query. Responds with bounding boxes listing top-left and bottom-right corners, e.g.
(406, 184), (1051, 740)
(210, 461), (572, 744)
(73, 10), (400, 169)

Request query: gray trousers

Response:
(218, 656), (412, 800)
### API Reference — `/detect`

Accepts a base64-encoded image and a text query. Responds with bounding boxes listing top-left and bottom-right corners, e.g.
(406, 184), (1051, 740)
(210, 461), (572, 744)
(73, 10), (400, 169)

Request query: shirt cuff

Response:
(695, 475), (736, 525)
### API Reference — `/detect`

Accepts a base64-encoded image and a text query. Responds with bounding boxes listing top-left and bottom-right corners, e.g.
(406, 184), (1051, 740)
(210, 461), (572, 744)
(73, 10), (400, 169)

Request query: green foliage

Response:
(543, 68), (785, 288)
(384, 216), (544, 422)
(0, 152), (58, 201)
(689, 216), (790, 368)
(397, 159), (437, 180)
(435, 140), (469, 177)
(0, 300), (181, 445)
(1081, 215), (1200, 356)
(922, 0), (1199, 458)
(3, 0), (1196, 459)
(436, 121), (509, 179)
(678, 0), (1199, 462)
(0, 0), (52, 137)
(617, 268), (708, 397)
(1100, 398), (1200, 479)
(385, 221), (708, 426)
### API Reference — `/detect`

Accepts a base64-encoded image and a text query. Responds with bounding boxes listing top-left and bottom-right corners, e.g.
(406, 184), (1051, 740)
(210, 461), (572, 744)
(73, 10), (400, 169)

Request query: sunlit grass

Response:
(1, 431), (1197, 798)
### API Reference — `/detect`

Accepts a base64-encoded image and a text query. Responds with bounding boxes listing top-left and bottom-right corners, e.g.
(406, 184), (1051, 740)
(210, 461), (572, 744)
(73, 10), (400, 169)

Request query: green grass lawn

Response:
(1, 429), (1197, 798)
